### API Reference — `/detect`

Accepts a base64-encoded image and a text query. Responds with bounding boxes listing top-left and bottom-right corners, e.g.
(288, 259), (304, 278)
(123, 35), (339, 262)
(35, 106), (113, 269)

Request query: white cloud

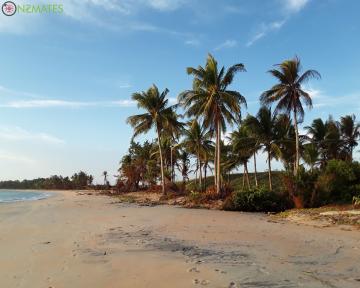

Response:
(0, 150), (34, 163)
(246, 20), (285, 47)
(0, 99), (137, 108)
(214, 39), (238, 51)
(145, 0), (187, 11)
(283, 0), (310, 13)
(185, 39), (201, 46)
(246, 0), (310, 47)
(0, 126), (65, 144)
(301, 88), (360, 110)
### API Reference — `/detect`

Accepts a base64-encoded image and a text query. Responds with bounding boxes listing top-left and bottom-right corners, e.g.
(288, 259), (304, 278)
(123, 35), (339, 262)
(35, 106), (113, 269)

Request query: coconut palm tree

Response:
(305, 118), (328, 166)
(177, 150), (190, 185)
(127, 85), (182, 195)
(303, 143), (320, 172)
(228, 126), (254, 189)
(243, 115), (262, 187)
(275, 114), (298, 172)
(102, 171), (108, 187)
(244, 107), (279, 190)
(261, 56), (320, 175)
(182, 120), (213, 191)
(339, 114), (360, 161)
(179, 54), (247, 195)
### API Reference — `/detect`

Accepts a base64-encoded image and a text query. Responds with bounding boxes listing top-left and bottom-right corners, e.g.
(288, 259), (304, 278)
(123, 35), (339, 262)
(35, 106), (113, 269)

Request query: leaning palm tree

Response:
(182, 120), (213, 191)
(339, 114), (360, 161)
(179, 54), (247, 195)
(127, 85), (182, 195)
(261, 56), (320, 175)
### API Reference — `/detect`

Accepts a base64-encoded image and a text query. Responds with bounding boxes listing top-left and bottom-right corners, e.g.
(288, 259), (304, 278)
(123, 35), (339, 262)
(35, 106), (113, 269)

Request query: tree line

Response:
(119, 54), (360, 208)
(0, 171), (94, 190)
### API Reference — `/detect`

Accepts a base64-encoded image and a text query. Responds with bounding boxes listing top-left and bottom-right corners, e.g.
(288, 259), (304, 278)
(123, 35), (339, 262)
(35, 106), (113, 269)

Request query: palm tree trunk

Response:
(204, 162), (207, 190)
(253, 152), (258, 187)
(245, 162), (250, 189)
(198, 152), (202, 191)
(293, 109), (300, 176)
(195, 158), (198, 186)
(214, 139), (217, 189)
(268, 148), (272, 191)
(242, 166), (245, 189)
(216, 118), (221, 195)
(156, 128), (166, 195)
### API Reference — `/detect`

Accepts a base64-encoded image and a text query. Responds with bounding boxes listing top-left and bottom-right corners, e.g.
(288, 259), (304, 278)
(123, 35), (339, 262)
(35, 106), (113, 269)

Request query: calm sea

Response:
(0, 190), (52, 203)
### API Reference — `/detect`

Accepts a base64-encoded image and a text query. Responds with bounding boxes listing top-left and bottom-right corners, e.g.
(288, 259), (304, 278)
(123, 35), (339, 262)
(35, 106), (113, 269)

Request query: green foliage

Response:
(185, 181), (202, 194)
(188, 190), (201, 202)
(315, 160), (360, 203)
(224, 186), (290, 212)
(0, 171), (93, 190)
(353, 195), (360, 207)
(282, 161), (360, 207)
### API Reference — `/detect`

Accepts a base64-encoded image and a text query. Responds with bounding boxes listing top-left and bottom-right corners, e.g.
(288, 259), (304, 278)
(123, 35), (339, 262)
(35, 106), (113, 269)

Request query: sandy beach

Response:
(0, 191), (359, 288)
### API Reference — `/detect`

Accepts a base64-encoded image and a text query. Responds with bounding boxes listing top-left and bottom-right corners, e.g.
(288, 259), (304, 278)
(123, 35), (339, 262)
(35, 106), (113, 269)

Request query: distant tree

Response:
(339, 114), (360, 161)
(102, 171), (109, 187)
(182, 120), (213, 191)
(127, 85), (183, 195)
(244, 107), (279, 190)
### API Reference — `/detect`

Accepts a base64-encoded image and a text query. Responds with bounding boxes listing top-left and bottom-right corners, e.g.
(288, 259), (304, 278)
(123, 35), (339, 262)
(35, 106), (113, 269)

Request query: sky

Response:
(0, 0), (360, 184)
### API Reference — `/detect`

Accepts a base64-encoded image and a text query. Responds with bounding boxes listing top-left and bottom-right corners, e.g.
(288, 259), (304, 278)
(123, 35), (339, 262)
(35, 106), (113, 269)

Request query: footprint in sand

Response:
(214, 268), (227, 274)
(228, 282), (238, 288)
(188, 267), (200, 273)
(192, 279), (210, 286)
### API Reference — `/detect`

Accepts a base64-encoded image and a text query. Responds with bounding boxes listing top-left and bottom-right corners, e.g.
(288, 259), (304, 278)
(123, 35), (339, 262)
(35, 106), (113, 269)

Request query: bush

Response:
(223, 186), (290, 212)
(282, 167), (320, 208)
(353, 195), (360, 208)
(316, 160), (360, 203)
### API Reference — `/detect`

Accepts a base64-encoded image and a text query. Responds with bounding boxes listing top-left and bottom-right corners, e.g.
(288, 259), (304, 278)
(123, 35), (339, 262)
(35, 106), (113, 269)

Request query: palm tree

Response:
(177, 150), (190, 185)
(243, 115), (262, 187)
(339, 114), (360, 161)
(182, 120), (213, 191)
(179, 54), (247, 195)
(261, 56), (320, 175)
(275, 114), (298, 172)
(305, 118), (328, 166)
(102, 171), (108, 187)
(127, 85), (182, 195)
(303, 143), (319, 172)
(244, 107), (279, 190)
(228, 126), (254, 189)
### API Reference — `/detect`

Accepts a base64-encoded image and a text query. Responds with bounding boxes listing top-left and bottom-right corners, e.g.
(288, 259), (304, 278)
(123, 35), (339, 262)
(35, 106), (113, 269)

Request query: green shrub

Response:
(185, 182), (202, 193)
(188, 190), (201, 202)
(224, 186), (290, 212)
(316, 160), (360, 203)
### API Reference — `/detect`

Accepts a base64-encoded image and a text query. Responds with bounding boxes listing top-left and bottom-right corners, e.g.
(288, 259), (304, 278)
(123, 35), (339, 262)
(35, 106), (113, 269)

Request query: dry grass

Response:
(274, 205), (360, 228)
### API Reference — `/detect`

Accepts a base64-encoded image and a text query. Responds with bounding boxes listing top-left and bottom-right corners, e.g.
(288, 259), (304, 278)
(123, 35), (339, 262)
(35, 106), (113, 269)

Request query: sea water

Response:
(0, 190), (52, 203)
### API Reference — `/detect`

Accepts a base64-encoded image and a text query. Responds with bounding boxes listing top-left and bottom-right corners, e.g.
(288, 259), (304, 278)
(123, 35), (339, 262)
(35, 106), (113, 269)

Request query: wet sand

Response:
(0, 191), (359, 288)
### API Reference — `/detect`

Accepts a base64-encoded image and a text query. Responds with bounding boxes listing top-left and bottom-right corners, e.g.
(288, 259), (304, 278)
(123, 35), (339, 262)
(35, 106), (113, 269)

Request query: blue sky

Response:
(0, 0), (359, 183)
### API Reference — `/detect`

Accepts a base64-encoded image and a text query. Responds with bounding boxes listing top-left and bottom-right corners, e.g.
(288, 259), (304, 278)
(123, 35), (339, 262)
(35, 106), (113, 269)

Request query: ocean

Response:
(0, 190), (52, 203)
